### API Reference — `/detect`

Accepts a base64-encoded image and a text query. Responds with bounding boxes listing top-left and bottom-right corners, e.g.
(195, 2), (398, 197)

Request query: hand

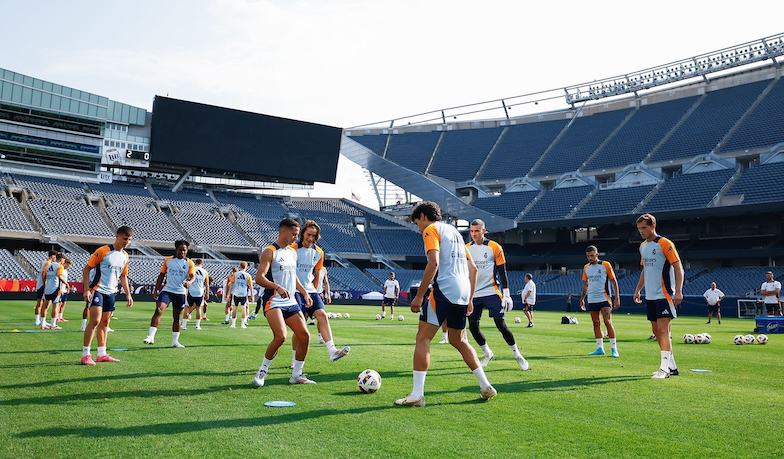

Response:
(673, 291), (683, 307)
(325, 295), (332, 304)
(304, 294), (313, 307)
(276, 286), (289, 299)
(613, 297), (620, 310)
(126, 296), (134, 308)
(467, 299), (474, 317)
(502, 288), (513, 312)
(411, 296), (423, 313)
(83, 290), (92, 304)
(633, 291), (642, 304)
(580, 299), (586, 311)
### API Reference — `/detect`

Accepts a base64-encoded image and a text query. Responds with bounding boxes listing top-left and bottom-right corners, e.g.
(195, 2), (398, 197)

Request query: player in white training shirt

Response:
(145, 239), (195, 348)
(703, 282), (724, 324)
(382, 272), (400, 319)
(580, 245), (621, 357)
(183, 258), (209, 330)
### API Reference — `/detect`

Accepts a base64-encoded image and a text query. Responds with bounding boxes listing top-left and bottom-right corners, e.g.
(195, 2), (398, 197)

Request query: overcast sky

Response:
(4, 1), (780, 206)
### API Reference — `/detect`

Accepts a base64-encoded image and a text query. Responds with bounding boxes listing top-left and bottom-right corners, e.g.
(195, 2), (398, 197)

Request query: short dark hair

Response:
(280, 217), (300, 229)
(410, 201), (442, 222)
(585, 245), (598, 253)
(175, 239), (190, 249)
(470, 219), (485, 228)
(55, 253), (66, 260)
(194, 258), (204, 266)
(117, 226), (133, 236)
(47, 250), (59, 257)
(636, 213), (656, 226)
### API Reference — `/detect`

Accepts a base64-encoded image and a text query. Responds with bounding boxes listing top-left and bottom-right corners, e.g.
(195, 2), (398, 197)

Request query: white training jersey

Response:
(261, 242), (298, 309)
(582, 260), (616, 304)
(466, 239), (505, 298)
(230, 270), (253, 298)
(161, 256), (196, 295)
(35, 259), (53, 289)
(291, 242), (324, 294)
(87, 244), (130, 296)
(60, 268), (69, 293)
(383, 279), (400, 298)
(421, 222), (472, 305)
(44, 261), (63, 295)
(703, 288), (724, 305)
(761, 281), (781, 304)
(639, 236), (680, 302)
(316, 268), (327, 295)
(189, 266), (209, 297)
(521, 280), (536, 305)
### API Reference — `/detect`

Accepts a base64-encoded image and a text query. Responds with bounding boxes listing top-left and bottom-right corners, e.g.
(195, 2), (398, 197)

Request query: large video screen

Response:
(150, 96), (341, 184)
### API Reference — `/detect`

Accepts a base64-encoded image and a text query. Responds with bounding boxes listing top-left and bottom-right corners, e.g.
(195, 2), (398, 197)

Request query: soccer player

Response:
(633, 213), (684, 379)
(703, 282), (724, 324)
(222, 267), (237, 324)
(580, 245), (621, 357)
(41, 253), (67, 330)
(144, 239), (195, 347)
(290, 220), (350, 364)
(52, 258), (73, 325)
(81, 226), (133, 365)
(396, 201), (496, 407)
(183, 258), (209, 330)
(253, 218), (316, 387)
(226, 261), (254, 328)
(521, 273), (536, 327)
(466, 219), (529, 370)
(381, 272), (399, 319)
(33, 250), (58, 327)
(761, 271), (781, 316)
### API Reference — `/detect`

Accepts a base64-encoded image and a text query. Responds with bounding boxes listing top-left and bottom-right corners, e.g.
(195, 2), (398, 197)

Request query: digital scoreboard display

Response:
(149, 96), (342, 184)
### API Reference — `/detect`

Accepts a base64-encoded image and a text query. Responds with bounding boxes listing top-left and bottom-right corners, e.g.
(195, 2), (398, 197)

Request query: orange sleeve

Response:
(315, 247), (325, 272)
(603, 261), (616, 280)
(57, 265), (64, 276)
(582, 264), (589, 282)
(639, 242), (645, 266)
(422, 224), (441, 253)
(490, 241), (506, 266)
(160, 256), (172, 273)
(121, 253), (129, 276)
(188, 259), (195, 275)
(660, 238), (680, 264)
(87, 246), (110, 269)
(228, 273), (235, 283)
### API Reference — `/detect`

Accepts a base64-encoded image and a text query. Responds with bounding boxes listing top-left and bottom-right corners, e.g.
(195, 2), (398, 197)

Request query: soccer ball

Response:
(744, 334), (756, 344)
(375, 314), (381, 320)
(344, 313), (350, 319)
(757, 334), (768, 344)
(334, 313), (342, 319)
(327, 312), (334, 319)
(694, 334), (706, 344)
(683, 333), (695, 344)
(702, 333), (712, 344)
(733, 334), (745, 345)
(357, 369), (382, 394)
(398, 315), (404, 321)
(514, 317), (522, 324)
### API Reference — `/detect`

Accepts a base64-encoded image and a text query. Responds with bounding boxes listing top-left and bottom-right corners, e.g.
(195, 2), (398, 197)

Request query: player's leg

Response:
(145, 296), (169, 344)
(445, 302), (496, 400)
(81, 299), (104, 365)
(254, 308), (287, 386)
(171, 296), (185, 347)
(716, 303), (721, 324)
(468, 299), (493, 365)
(223, 296), (232, 324)
(380, 299), (386, 318)
(489, 292), (527, 369)
(40, 298), (53, 328)
(588, 309), (605, 354)
(285, 311), (314, 383)
(95, 307), (120, 362)
(602, 307), (618, 357)
(80, 302), (89, 331)
(241, 301), (249, 328)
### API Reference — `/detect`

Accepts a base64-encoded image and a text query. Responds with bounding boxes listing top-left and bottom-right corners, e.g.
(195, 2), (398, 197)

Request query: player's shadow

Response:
(487, 375), (647, 393)
(0, 370), (250, 391)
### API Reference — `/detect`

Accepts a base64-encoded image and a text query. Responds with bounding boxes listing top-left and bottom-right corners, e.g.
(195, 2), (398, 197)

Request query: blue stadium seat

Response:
(522, 185), (593, 222)
(642, 169), (734, 213)
(429, 127), (503, 182)
(721, 78), (784, 153)
(479, 119), (568, 180)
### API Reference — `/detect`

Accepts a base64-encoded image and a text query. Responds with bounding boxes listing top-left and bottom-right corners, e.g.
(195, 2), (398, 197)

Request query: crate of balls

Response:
(754, 316), (784, 334)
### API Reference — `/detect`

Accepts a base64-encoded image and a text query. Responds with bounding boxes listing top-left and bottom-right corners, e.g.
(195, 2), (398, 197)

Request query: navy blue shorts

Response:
(383, 297), (395, 306)
(36, 286), (45, 300)
(158, 291), (187, 310)
(420, 285), (467, 330)
(469, 294), (504, 320)
(588, 301), (612, 312)
(91, 292), (117, 312)
(233, 296), (248, 307)
(264, 302), (302, 320)
(44, 290), (59, 302)
(646, 299), (677, 321)
(187, 294), (203, 307)
(295, 292), (325, 319)
(54, 292), (68, 304)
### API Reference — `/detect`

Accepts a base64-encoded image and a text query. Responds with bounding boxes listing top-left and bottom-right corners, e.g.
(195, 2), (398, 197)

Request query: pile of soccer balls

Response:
(734, 334), (768, 345)
(683, 333), (712, 344)
(357, 369), (382, 393)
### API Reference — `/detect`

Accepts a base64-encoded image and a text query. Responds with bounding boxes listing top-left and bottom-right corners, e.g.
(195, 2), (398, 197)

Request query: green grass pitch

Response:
(1, 300), (782, 458)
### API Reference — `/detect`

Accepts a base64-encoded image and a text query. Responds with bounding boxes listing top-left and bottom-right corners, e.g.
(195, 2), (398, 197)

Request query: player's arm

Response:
(153, 272), (166, 300)
(323, 271), (332, 304)
(82, 264), (93, 303)
(255, 248), (289, 299)
(119, 271), (133, 308)
(294, 277), (312, 306)
(633, 268), (645, 304)
(412, 249), (439, 313)
(248, 277), (255, 303)
(466, 255), (478, 316)
(672, 260), (684, 306)
(498, 263), (514, 311)
(394, 283), (399, 305)
(204, 275), (210, 299)
(610, 276), (621, 309)
(580, 279), (588, 311)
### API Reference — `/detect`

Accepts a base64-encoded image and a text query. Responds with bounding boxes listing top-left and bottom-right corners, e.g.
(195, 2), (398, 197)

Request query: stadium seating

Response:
(324, 266), (380, 292)
(0, 196), (36, 232)
(479, 119), (568, 180)
(521, 185), (593, 222)
(723, 161), (784, 204)
(584, 96), (700, 171)
(720, 78), (784, 153)
(428, 127), (503, 182)
(89, 181), (155, 208)
(682, 267), (784, 297)
(650, 80), (770, 162)
(173, 211), (251, 247)
(349, 133), (387, 156)
(472, 190), (539, 220)
(12, 174), (86, 201)
(536, 273), (583, 296)
(573, 185), (655, 219)
(532, 108), (632, 177)
(365, 228), (424, 257)
(385, 131), (441, 174)
(104, 206), (183, 242)
(642, 169), (735, 213)
(153, 186), (217, 213)
(0, 249), (33, 280)
(316, 223), (368, 254)
(27, 198), (114, 237)
(214, 191), (289, 220)
(366, 268), (424, 292)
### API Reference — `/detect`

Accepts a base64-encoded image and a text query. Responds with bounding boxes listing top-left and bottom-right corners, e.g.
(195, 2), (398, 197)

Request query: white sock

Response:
(97, 346), (107, 357)
(660, 350), (670, 371)
(231, 318), (237, 326)
(260, 357), (273, 374)
(35, 314), (41, 324)
(58, 312), (63, 319)
(510, 343), (520, 357)
(149, 326), (158, 338)
(172, 331), (180, 345)
(196, 319), (201, 327)
(242, 317), (247, 326)
(473, 366), (491, 390)
(292, 360), (304, 378)
(480, 343), (492, 355)
(292, 349), (297, 367)
(596, 338), (604, 348)
(81, 319), (88, 329)
(609, 338), (617, 349)
(668, 351), (677, 370)
(225, 313), (231, 321)
(82, 345), (91, 358)
(325, 340), (337, 355)
(182, 319), (188, 328)
(443, 332), (448, 341)
(411, 370), (427, 399)
(318, 333), (323, 341)
(381, 312), (386, 318)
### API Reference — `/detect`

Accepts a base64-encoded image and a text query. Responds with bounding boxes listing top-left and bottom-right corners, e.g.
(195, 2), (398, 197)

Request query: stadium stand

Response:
(584, 95), (700, 171)
(104, 206), (184, 242)
(214, 191), (289, 220)
(366, 268), (424, 292)
(682, 267), (784, 297)
(365, 228), (424, 257)
(27, 199), (114, 238)
(12, 174), (86, 201)
(472, 190), (539, 220)
(0, 249), (32, 280)
(0, 195), (36, 233)
(532, 108), (633, 177)
(573, 185), (656, 219)
(325, 266), (379, 292)
(723, 161), (784, 204)
(479, 119), (568, 180)
(642, 168), (735, 213)
(172, 211), (251, 248)
(721, 78), (784, 152)
(650, 79), (770, 162)
(152, 186), (217, 212)
(89, 181), (155, 208)
(385, 131), (441, 174)
(348, 133), (387, 156)
(521, 185), (593, 222)
(428, 127), (503, 182)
